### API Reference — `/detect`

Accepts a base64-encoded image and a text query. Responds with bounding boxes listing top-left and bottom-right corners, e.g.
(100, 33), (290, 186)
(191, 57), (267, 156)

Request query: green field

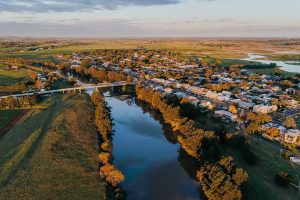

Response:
(52, 80), (73, 89)
(0, 94), (107, 200)
(229, 136), (300, 200)
(0, 109), (22, 129)
(0, 65), (31, 86)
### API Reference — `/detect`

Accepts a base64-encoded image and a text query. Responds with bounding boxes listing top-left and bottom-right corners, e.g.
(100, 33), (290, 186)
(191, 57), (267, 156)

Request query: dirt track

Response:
(0, 110), (30, 140)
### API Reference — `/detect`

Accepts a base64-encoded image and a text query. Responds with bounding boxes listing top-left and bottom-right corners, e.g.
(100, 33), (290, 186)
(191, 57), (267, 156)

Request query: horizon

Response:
(0, 0), (300, 38)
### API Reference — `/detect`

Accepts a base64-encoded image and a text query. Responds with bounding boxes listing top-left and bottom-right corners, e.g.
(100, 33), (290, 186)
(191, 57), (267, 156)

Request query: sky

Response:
(0, 0), (299, 38)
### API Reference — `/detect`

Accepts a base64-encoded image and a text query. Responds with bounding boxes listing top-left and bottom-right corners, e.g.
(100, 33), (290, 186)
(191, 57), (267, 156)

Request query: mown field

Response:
(0, 109), (22, 129)
(0, 94), (107, 200)
(0, 64), (32, 86)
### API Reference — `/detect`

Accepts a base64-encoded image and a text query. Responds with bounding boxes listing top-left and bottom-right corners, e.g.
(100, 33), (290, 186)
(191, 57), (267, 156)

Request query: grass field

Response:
(52, 80), (73, 89)
(0, 65), (32, 86)
(228, 136), (300, 200)
(0, 109), (22, 129)
(0, 94), (107, 200)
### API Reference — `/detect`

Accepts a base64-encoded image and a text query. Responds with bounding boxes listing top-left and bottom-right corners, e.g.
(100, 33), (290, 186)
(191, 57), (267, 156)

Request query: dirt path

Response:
(0, 110), (30, 140)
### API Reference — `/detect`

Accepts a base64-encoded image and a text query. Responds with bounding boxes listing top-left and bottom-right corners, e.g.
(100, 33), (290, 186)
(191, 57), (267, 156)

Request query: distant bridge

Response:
(0, 81), (138, 99)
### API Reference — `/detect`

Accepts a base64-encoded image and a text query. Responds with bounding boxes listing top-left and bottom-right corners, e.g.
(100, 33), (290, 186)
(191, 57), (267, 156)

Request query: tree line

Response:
(135, 84), (248, 200)
(0, 95), (37, 109)
(90, 91), (124, 197)
(0, 81), (27, 91)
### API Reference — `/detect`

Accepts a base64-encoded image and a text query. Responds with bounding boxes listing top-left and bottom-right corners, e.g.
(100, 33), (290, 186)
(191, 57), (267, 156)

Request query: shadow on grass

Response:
(0, 94), (75, 187)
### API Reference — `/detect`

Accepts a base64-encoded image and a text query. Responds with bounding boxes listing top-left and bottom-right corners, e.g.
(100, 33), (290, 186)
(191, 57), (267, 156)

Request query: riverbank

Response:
(90, 91), (124, 199)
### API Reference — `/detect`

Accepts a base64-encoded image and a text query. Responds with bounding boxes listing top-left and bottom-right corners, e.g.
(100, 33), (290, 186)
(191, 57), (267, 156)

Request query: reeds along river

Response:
(106, 96), (202, 200)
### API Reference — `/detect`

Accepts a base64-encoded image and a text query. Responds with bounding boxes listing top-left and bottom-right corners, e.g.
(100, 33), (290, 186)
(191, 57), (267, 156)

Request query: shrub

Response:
(275, 172), (291, 187)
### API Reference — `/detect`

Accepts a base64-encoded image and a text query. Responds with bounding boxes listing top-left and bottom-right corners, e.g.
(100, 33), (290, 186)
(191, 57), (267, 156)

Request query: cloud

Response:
(0, 0), (181, 12)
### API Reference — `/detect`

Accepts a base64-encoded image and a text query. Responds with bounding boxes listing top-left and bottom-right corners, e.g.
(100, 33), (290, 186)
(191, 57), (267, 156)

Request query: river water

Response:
(106, 96), (200, 200)
(241, 53), (300, 73)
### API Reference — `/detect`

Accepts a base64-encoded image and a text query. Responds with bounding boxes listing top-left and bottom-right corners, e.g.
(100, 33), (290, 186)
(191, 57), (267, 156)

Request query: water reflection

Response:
(106, 97), (200, 200)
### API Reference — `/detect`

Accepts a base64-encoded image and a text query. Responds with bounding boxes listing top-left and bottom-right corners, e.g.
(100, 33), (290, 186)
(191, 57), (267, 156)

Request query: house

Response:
(281, 129), (300, 145)
(289, 157), (300, 165)
(11, 65), (19, 70)
(253, 105), (278, 114)
(238, 102), (253, 110)
(215, 110), (238, 122)
(187, 96), (200, 106)
(164, 88), (173, 94)
(200, 100), (213, 110)
(174, 92), (186, 98)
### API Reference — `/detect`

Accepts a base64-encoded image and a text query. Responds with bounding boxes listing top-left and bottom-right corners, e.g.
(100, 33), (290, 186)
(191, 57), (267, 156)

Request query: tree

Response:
(205, 68), (213, 78)
(275, 172), (291, 187)
(246, 122), (260, 134)
(100, 164), (125, 187)
(5, 96), (16, 108)
(280, 80), (294, 88)
(98, 152), (110, 165)
(229, 104), (238, 114)
(91, 90), (103, 105)
(197, 156), (248, 200)
(265, 127), (280, 138)
(283, 117), (296, 129)
(274, 67), (282, 75)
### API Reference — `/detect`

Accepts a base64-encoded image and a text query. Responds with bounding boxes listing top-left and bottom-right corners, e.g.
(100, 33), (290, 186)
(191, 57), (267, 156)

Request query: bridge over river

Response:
(0, 81), (138, 99)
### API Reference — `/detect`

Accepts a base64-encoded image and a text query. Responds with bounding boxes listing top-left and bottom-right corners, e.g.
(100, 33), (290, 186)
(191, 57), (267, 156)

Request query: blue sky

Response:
(0, 0), (299, 37)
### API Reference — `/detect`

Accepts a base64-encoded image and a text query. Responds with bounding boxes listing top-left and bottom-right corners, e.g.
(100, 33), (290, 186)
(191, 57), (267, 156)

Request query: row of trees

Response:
(0, 81), (27, 91)
(0, 95), (37, 109)
(4, 58), (57, 69)
(90, 91), (124, 189)
(74, 66), (131, 83)
(135, 84), (248, 200)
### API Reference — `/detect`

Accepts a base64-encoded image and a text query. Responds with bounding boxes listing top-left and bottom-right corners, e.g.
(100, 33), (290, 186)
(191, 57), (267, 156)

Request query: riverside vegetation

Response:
(90, 91), (125, 198)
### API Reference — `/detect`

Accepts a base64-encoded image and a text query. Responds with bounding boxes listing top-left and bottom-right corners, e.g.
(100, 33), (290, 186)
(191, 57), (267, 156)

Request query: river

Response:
(241, 53), (300, 73)
(106, 96), (201, 200)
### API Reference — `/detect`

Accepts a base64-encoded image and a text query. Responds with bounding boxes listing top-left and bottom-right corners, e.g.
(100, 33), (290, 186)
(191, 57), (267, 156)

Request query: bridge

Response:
(0, 81), (138, 99)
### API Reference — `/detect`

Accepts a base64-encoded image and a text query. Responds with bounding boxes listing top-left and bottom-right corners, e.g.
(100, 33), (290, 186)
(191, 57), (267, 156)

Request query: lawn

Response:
(0, 66), (32, 86)
(0, 109), (22, 129)
(228, 135), (300, 200)
(52, 80), (73, 89)
(0, 94), (107, 200)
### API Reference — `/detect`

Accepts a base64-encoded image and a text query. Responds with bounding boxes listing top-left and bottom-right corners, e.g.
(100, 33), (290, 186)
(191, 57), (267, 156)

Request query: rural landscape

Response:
(0, 0), (300, 200)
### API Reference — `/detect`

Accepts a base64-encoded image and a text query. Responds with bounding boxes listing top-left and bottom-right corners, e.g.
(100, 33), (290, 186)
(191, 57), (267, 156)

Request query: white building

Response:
(289, 157), (300, 165)
(215, 110), (238, 122)
(253, 105), (278, 114)
(281, 129), (300, 145)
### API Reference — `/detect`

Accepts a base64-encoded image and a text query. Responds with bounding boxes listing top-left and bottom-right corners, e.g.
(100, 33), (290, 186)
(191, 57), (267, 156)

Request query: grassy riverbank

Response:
(0, 94), (107, 200)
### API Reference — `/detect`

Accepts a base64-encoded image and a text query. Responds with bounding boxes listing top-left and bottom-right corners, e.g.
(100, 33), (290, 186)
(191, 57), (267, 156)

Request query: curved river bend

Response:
(106, 97), (200, 200)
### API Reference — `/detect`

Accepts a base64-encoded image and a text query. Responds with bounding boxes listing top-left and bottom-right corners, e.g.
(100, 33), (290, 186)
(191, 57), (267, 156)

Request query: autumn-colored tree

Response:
(265, 127), (280, 138)
(246, 122), (260, 134)
(100, 164), (125, 187)
(91, 90), (103, 105)
(280, 80), (294, 88)
(229, 104), (238, 114)
(197, 156), (248, 200)
(274, 67), (282, 75)
(283, 117), (296, 129)
(205, 68), (213, 78)
(98, 152), (110, 165)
